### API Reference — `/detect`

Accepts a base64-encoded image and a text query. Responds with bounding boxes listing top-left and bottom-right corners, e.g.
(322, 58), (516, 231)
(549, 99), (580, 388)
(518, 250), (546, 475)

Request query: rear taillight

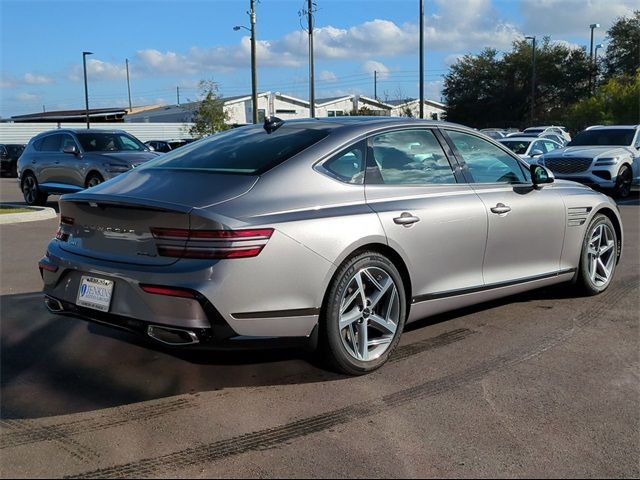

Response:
(140, 284), (197, 299)
(150, 228), (274, 259)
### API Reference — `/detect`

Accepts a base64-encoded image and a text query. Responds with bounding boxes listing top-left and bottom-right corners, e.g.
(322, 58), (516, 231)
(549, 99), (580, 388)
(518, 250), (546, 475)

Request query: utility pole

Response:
(374, 70), (377, 100)
(525, 36), (536, 125)
(250, 0), (258, 123)
(589, 23), (600, 95)
(308, 0), (315, 118)
(419, 0), (425, 119)
(82, 51), (93, 129)
(177, 86), (180, 105)
(125, 58), (133, 112)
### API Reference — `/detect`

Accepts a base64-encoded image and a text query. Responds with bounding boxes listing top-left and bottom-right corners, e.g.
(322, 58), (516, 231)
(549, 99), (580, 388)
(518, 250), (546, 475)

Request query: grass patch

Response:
(0, 205), (32, 214)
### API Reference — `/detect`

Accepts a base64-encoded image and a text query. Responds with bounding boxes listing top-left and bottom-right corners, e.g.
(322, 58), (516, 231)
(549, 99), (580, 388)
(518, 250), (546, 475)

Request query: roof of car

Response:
(499, 137), (534, 142)
(33, 128), (129, 137)
(585, 125), (638, 130)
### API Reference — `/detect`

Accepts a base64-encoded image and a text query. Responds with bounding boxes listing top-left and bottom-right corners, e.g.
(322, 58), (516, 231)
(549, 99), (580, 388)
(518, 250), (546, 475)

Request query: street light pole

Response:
(419, 0), (425, 119)
(82, 51), (93, 129)
(589, 23), (600, 94)
(125, 58), (133, 113)
(525, 36), (536, 125)
(250, 0), (258, 124)
(308, 0), (315, 118)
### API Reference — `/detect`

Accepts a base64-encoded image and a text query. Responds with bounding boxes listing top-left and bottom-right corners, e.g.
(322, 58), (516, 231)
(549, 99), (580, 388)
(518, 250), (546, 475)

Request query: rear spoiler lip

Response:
(59, 192), (195, 214)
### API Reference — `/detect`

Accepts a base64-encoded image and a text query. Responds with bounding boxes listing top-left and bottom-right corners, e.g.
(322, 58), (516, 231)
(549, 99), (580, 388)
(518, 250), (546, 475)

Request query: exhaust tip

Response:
(147, 325), (200, 346)
(44, 296), (64, 313)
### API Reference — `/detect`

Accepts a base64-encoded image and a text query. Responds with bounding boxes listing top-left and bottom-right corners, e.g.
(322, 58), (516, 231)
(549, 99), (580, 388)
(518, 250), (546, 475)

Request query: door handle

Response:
(393, 212), (420, 226)
(490, 203), (512, 215)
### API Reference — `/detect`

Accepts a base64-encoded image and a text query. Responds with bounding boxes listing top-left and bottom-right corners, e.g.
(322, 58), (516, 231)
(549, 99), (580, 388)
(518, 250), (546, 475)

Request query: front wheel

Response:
(320, 251), (406, 375)
(575, 214), (618, 295)
(613, 164), (632, 199)
(85, 173), (104, 189)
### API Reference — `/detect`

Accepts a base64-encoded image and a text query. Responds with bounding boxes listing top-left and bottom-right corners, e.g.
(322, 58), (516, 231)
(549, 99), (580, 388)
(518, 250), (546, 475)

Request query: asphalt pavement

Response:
(1, 177), (638, 478)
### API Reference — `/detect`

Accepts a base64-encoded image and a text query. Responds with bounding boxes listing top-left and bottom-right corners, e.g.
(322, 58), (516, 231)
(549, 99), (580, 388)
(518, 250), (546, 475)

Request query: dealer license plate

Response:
(76, 276), (114, 312)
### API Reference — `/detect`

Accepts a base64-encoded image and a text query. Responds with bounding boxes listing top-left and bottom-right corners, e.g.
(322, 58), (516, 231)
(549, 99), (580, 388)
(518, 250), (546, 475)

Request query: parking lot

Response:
(1, 176), (638, 478)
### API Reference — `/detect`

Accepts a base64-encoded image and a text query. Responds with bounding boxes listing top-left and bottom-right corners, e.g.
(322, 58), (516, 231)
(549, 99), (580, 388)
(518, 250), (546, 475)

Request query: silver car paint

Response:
(42, 119), (624, 341)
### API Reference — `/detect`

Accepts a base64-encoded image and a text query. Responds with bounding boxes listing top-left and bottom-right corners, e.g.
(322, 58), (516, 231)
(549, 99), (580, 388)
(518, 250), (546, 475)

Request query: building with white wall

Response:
(388, 99), (446, 120)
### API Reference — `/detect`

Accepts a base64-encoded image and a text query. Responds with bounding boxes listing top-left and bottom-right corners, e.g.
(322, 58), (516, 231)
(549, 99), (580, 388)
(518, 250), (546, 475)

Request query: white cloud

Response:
(24, 73), (54, 85)
(68, 59), (127, 82)
(519, 0), (637, 36)
(362, 61), (390, 80)
(1, 74), (18, 89)
(319, 70), (338, 82)
(16, 92), (38, 101)
(444, 54), (465, 66)
(426, 80), (445, 102)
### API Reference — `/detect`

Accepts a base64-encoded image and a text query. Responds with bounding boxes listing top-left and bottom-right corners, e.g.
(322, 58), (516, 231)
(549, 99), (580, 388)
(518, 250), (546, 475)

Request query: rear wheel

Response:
(575, 214), (618, 295)
(320, 251), (406, 375)
(613, 164), (632, 199)
(85, 173), (104, 189)
(22, 173), (48, 206)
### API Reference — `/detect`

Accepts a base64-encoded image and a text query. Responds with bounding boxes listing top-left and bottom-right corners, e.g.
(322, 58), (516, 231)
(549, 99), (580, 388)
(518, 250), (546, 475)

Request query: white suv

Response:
(539, 125), (640, 198)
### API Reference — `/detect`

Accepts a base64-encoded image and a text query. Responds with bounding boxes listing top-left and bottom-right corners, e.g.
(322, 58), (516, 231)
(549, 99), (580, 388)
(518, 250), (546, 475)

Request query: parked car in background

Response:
(479, 129), (506, 140)
(0, 143), (25, 177)
(499, 137), (563, 164)
(40, 118), (623, 375)
(540, 133), (569, 146)
(17, 129), (158, 206)
(145, 139), (195, 153)
(523, 126), (572, 143)
(539, 125), (640, 198)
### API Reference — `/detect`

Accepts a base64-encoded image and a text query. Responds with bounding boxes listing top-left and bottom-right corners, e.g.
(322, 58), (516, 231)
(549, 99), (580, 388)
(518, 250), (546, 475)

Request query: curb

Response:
(0, 204), (58, 225)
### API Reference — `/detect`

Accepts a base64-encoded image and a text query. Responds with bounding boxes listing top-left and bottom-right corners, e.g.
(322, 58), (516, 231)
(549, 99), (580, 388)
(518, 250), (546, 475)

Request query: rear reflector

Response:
(140, 284), (197, 299)
(150, 228), (273, 259)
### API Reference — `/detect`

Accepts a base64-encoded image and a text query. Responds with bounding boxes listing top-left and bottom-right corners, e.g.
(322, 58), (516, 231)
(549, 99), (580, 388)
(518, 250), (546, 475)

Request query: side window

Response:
(446, 130), (528, 184)
(368, 129), (456, 185)
(0, 146), (7, 156)
(320, 141), (365, 185)
(120, 136), (140, 151)
(531, 140), (546, 154)
(60, 134), (78, 151)
(40, 134), (62, 152)
(544, 141), (558, 152)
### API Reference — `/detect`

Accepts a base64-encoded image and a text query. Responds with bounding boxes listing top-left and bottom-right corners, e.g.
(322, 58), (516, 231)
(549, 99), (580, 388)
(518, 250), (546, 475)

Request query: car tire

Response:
(85, 173), (104, 189)
(319, 251), (406, 375)
(21, 172), (48, 206)
(575, 214), (618, 296)
(613, 164), (632, 199)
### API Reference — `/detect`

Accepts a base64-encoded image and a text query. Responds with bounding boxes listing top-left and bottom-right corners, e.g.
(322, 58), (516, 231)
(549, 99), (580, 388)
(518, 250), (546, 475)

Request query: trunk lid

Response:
(57, 169), (258, 266)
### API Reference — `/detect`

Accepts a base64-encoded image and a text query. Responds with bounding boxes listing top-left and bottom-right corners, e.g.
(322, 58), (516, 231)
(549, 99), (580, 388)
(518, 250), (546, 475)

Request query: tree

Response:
(188, 80), (230, 138)
(603, 11), (640, 80)
(564, 71), (640, 131)
(443, 40), (591, 128)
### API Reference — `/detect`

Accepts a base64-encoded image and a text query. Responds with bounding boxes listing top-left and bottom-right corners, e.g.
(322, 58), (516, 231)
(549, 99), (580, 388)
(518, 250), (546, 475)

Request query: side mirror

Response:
(531, 164), (554, 187)
(530, 149), (544, 157)
(63, 145), (79, 155)
(147, 145), (155, 152)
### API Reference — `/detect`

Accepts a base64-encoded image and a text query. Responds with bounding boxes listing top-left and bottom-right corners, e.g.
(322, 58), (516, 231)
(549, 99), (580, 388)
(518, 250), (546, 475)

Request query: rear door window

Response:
(40, 134), (62, 152)
(367, 129), (457, 185)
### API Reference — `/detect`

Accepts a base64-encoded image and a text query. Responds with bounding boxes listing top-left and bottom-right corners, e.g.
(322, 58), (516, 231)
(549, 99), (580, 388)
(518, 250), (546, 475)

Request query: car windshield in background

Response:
(144, 126), (331, 175)
(76, 133), (147, 152)
(499, 140), (531, 155)
(569, 129), (635, 147)
(6, 145), (24, 158)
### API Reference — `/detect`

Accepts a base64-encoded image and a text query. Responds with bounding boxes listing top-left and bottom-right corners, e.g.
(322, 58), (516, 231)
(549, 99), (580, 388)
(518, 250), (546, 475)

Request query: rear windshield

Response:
(6, 145), (25, 158)
(76, 132), (148, 152)
(499, 140), (531, 155)
(142, 126), (330, 175)
(569, 129), (635, 147)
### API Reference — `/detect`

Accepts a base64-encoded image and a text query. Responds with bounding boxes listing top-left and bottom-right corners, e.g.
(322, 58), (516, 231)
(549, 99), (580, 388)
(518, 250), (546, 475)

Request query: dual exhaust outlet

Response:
(44, 295), (199, 346)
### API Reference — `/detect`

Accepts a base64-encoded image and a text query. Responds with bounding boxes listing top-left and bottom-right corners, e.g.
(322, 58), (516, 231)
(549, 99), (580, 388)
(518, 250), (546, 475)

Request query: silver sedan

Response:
(40, 118), (623, 374)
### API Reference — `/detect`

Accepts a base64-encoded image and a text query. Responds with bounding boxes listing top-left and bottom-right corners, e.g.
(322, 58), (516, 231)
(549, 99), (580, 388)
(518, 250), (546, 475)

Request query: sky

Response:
(0, 0), (637, 118)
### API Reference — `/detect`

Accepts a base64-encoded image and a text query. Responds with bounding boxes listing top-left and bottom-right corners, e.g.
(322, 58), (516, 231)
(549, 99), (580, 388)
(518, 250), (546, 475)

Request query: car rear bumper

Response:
(41, 236), (332, 344)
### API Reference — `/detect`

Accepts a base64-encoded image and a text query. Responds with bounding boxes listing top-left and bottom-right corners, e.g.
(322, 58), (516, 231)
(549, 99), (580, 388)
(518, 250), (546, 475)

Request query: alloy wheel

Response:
(616, 166), (632, 198)
(338, 267), (400, 362)
(23, 175), (38, 204)
(587, 223), (616, 287)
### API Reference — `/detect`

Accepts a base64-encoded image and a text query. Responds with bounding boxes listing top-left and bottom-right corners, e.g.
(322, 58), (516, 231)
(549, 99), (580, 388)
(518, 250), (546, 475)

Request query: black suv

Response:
(0, 144), (26, 177)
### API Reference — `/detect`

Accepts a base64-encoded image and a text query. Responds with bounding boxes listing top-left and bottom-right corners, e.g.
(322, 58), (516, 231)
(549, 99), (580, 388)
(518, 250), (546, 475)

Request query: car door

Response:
(35, 133), (63, 185)
(364, 127), (487, 301)
(54, 133), (85, 187)
(442, 128), (566, 285)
